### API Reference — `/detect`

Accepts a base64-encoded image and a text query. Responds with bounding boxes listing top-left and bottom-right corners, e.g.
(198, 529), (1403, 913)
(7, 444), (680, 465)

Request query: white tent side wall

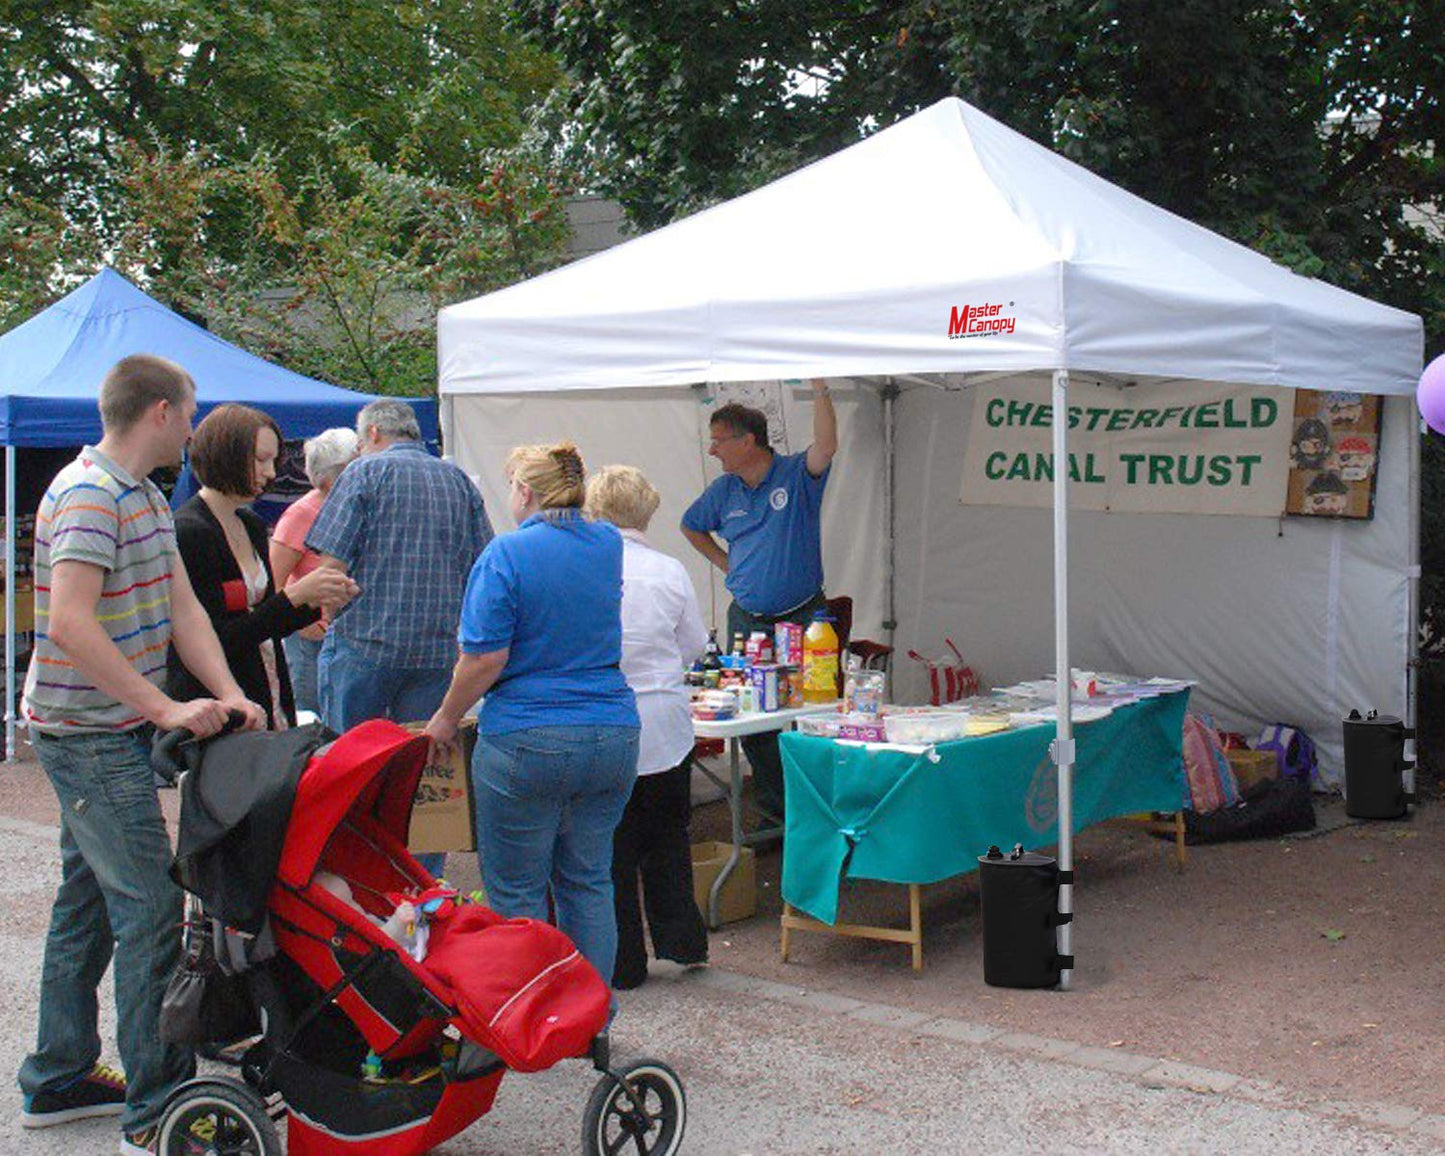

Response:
(446, 384), (890, 639)
(891, 378), (1412, 783)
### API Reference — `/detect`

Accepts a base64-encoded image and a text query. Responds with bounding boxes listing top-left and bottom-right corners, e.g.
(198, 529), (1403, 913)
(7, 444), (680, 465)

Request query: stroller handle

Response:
(152, 709), (248, 784)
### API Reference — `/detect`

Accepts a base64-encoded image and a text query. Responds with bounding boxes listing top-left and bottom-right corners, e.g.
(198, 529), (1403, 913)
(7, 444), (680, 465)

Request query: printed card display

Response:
(1284, 389), (1381, 520)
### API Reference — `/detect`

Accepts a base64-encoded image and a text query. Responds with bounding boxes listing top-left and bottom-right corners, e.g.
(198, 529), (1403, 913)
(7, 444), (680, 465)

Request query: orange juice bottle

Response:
(801, 611), (840, 702)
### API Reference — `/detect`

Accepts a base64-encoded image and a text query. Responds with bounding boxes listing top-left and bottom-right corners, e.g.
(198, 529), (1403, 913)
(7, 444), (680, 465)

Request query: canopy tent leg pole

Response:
(439, 390), (455, 458)
(1406, 401), (1421, 795)
(883, 379), (899, 693)
(6, 445), (16, 763)
(1051, 369), (1075, 990)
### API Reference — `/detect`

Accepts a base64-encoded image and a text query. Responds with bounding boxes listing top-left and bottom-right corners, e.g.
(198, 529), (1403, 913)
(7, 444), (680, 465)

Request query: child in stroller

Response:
(150, 717), (686, 1156)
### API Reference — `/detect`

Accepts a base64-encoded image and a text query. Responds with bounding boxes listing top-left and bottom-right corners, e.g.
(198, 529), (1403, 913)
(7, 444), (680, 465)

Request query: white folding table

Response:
(691, 702), (839, 928)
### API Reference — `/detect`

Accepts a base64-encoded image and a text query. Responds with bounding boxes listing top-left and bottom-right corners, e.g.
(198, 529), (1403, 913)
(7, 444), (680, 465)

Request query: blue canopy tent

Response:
(0, 268), (440, 756)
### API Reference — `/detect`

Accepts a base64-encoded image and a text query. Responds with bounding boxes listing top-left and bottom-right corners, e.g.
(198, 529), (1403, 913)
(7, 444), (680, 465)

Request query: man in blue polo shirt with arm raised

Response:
(681, 379), (838, 825)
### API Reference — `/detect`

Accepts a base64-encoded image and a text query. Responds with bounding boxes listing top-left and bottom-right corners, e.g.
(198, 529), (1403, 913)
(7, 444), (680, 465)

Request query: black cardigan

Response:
(165, 495), (320, 729)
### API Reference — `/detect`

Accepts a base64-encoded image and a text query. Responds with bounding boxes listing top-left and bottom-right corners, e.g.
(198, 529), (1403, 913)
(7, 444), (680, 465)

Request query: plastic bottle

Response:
(801, 611), (840, 703)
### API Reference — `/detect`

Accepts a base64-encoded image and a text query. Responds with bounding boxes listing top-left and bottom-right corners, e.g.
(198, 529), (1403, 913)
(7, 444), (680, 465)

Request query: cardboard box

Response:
(403, 720), (477, 853)
(1226, 749), (1278, 798)
(691, 841), (756, 925)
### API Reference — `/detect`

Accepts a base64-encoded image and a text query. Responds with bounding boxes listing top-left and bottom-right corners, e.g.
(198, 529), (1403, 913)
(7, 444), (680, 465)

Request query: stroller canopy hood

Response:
(278, 719), (432, 885)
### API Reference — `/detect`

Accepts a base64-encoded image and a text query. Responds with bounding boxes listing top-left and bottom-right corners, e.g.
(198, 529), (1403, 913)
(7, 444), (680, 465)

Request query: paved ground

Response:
(3, 751), (1444, 1154)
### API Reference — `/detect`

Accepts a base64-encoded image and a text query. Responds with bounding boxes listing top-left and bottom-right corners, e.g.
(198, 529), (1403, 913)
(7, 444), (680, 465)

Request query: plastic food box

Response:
(883, 711), (974, 745)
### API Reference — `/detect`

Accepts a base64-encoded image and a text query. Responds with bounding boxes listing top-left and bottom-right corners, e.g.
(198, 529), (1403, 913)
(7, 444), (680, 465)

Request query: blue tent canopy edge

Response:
(0, 268), (438, 448)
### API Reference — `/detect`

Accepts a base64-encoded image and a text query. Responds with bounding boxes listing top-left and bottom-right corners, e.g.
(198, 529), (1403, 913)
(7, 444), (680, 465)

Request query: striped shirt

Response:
(23, 447), (176, 734)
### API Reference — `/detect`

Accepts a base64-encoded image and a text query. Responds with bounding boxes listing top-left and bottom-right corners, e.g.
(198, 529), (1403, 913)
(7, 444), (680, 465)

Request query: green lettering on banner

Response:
(1032, 405), (1052, 428)
(1148, 455), (1174, 485)
(1252, 397), (1277, 427)
(986, 399), (1006, 428)
(1006, 400), (1032, 426)
(1006, 453), (1033, 481)
(1178, 455), (1204, 485)
(1158, 407), (1182, 427)
(1207, 456), (1232, 485)
(1195, 403), (1219, 428)
(1105, 409), (1131, 432)
(985, 451), (1007, 479)
(1238, 454), (1261, 485)
(1084, 407), (1110, 431)
(1121, 453), (1145, 484)
(1081, 453), (1105, 483)
(1222, 399), (1248, 428)
(1131, 409), (1160, 429)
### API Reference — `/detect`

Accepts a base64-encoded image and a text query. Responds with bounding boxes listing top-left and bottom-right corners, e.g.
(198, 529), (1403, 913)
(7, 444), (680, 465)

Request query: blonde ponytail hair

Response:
(505, 441), (587, 510)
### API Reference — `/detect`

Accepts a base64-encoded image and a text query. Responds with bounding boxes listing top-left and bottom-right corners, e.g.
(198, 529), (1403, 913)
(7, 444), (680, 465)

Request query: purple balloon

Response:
(1418, 353), (1445, 434)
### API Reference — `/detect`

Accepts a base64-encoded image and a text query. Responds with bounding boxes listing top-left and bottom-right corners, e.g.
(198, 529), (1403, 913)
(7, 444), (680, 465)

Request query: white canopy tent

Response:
(439, 97), (1423, 986)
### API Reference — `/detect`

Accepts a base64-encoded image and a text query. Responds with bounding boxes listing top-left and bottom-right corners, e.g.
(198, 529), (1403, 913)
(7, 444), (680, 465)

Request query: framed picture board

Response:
(1284, 390), (1381, 519)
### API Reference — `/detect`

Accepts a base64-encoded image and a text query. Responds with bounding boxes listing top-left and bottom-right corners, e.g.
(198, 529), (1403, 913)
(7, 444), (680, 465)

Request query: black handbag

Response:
(159, 909), (259, 1047)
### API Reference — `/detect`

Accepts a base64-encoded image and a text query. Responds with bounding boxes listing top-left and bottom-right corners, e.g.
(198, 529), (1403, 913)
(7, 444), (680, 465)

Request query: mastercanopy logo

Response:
(948, 300), (1017, 339)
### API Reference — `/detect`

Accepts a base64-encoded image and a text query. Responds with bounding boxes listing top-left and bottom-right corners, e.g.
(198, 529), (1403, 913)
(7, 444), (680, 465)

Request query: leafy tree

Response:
(1, 0), (564, 254)
(0, 0), (578, 393)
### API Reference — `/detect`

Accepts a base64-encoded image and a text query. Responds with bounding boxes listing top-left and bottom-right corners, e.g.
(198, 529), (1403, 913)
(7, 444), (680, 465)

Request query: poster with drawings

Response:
(1284, 389), (1380, 519)
(710, 381), (792, 455)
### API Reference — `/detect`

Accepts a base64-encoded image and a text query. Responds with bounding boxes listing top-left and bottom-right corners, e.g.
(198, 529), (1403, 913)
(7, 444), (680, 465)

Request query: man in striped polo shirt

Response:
(18, 355), (264, 1156)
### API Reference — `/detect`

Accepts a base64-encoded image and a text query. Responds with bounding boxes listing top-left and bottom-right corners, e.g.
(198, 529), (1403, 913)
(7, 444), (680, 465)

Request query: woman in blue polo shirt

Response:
(424, 441), (639, 986)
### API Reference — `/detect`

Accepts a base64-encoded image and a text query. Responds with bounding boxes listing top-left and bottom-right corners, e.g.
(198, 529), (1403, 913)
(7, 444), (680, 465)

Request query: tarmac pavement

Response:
(2, 804), (1443, 1154)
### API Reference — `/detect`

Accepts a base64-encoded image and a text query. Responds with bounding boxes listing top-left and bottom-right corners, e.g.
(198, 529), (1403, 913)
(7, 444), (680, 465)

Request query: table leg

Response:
(909, 884), (923, 971)
(708, 737), (744, 929)
(1173, 810), (1188, 871)
(780, 901), (794, 962)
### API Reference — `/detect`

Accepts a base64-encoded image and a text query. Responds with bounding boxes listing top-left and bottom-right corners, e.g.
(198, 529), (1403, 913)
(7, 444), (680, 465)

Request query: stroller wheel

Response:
(582, 1058), (686, 1156)
(156, 1077), (281, 1155)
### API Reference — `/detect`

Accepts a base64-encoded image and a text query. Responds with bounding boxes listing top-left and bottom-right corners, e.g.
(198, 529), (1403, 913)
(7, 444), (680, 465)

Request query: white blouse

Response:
(618, 530), (709, 775)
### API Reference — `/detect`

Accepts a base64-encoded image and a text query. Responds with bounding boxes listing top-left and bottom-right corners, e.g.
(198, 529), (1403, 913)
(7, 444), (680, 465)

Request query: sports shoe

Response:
(20, 1062), (126, 1127)
(119, 1125), (156, 1154)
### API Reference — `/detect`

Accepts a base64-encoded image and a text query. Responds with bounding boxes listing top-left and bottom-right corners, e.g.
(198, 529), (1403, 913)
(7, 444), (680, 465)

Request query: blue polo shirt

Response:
(460, 510), (638, 735)
(682, 450), (829, 616)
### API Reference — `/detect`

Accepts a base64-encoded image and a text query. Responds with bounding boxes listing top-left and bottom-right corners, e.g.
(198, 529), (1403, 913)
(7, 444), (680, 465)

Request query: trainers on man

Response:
(119, 1125), (156, 1155)
(20, 1063), (126, 1127)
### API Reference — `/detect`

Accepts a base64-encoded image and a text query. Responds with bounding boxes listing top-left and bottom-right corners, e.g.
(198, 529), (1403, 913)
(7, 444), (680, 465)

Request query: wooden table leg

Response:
(1173, 810), (1188, 871)
(908, 883), (923, 971)
(781, 901), (793, 962)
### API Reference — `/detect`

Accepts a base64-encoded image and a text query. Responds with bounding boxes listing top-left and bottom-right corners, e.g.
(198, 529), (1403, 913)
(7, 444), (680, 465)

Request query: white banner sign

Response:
(960, 380), (1294, 516)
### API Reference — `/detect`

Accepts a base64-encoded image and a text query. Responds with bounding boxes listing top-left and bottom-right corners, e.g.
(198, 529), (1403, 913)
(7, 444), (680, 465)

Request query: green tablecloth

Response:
(780, 690), (1189, 924)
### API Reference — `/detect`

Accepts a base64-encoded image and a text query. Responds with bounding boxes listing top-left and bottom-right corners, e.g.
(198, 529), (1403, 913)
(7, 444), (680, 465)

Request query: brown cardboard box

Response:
(1226, 749), (1278, 798)
(403, 720), (477, 853)
(691, 841), (756, 925)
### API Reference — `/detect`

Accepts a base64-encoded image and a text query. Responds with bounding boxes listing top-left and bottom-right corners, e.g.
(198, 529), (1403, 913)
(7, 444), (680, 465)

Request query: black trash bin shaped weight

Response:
(977, 843), (1074, 989)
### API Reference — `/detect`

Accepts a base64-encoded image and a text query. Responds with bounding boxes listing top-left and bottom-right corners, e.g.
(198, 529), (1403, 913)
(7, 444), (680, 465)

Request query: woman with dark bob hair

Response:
(165, 404), (358, 729)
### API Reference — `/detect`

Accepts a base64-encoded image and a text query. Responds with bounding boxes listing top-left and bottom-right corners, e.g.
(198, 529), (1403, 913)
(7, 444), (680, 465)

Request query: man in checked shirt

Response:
(307, 399), (492, 787)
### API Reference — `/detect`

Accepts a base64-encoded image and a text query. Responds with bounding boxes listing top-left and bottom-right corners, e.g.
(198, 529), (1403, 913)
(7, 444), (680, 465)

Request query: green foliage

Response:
(0, 0), (577, 395)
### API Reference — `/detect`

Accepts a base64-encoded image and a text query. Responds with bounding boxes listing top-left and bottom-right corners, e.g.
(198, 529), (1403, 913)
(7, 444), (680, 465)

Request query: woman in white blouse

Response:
(586, 465), (710, 989)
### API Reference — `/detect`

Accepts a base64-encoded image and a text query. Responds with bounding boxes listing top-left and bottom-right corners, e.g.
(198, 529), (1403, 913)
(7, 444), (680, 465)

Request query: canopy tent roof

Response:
(1, 268), (438, 447)
(440, 97), (1421, 397)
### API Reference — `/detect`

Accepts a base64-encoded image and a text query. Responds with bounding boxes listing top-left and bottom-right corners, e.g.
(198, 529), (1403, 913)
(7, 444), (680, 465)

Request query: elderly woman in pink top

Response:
(269, 427), (359, 715)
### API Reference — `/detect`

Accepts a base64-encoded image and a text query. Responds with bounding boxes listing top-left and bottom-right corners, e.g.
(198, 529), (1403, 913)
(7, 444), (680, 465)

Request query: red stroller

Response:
(150, 718), (686, 1156)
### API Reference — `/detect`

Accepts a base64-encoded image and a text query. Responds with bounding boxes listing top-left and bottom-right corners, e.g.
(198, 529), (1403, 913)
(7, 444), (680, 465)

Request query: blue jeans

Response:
(319, 635), (453, 876)
(473, 726), (638, 986)
(19, 729), (195, 1132)
(282, 633), (322, 717)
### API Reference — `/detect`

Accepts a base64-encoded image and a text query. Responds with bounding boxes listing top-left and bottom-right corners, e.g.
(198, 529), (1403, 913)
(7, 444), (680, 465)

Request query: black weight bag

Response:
(1183, 773), (1316, 844)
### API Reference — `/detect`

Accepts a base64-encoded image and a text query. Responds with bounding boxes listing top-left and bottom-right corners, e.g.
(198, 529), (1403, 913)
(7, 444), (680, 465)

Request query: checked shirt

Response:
(306, 442), (493, 670)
